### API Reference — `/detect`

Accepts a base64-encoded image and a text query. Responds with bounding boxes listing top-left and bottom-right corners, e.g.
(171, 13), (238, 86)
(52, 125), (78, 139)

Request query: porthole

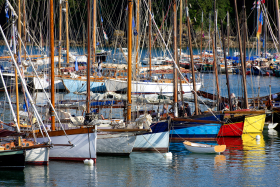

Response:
(6, 145), (9, 149)
(26, 143), (29, 147)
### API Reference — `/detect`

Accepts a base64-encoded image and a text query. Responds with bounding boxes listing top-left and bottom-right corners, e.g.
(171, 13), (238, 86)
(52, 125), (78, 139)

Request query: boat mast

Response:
(93, 0), (96, 66)
(263, 5), (267, 57)
(179, 0), (182, 57)
(186, 0), (198, 115)
(23, 0), (26, 60)
(276, 0), (280, 53)
(15, 0), (21, 142)
(221, 19), (232, 111)
(243, 0), (247, 74)
(227, 12), (230, 58)
(149, 0), (152, 78)
(66, 0), (69, 64)
(127, 0), (133, 123)
(86, 0), (91, 113)
(83, 23), (85, 55)
(173, 0), (178, 117)
(234, 0), (248, 109)
(135, 0), (139, 76)
(50, 0), (55, 131)
(200, 11), (203, 61)
(214, 0), (217, 56)
(58, 0), (62, 69)
(212, 31), (220, 106)
(179, 0), (184, 105)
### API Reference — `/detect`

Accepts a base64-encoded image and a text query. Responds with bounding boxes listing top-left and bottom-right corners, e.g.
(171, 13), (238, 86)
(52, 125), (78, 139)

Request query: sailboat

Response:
(71, 0), (170, 153)
(0, 4), (52, 165)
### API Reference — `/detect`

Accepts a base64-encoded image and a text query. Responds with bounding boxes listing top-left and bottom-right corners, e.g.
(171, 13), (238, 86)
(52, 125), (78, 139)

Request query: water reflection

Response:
(242, 133), (266, 186)
(24, 165), (49, 186)
(0, 170), (25, 186)
(214, 155), (226, 169)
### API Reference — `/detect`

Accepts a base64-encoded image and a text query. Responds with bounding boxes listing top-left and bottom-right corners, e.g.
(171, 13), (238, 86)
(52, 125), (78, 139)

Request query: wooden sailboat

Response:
(0, 2), (51, 165)
(168, 0), (224, 141)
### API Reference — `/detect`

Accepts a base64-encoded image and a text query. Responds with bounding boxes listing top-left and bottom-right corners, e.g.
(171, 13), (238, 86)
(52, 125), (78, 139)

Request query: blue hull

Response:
(63, 79), (106, 93)
(170, 114), (223, 140)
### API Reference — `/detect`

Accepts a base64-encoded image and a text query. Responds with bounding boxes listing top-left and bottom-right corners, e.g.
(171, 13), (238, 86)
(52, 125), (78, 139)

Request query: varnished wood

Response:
(34, 127), (149, 138)
(172, 117), (225, 124)
(127, 0), (133, 122)
(221, 110), (265, 114)
(50, 0), (55, 131)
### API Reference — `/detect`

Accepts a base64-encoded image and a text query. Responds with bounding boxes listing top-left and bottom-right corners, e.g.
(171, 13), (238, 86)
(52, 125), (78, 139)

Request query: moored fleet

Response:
(0, 0), (280, 170)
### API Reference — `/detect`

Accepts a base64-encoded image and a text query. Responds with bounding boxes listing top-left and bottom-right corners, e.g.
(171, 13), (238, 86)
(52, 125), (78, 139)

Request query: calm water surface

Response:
(0, 129), (280, 186)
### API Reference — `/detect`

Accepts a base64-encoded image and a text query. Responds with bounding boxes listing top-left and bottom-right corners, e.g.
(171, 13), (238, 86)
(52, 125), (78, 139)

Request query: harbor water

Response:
(0, 130), (280, 186)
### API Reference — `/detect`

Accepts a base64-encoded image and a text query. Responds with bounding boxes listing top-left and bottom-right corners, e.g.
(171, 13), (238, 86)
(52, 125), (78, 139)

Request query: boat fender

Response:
(163, 152), (172, 158)
(84, 159), (94, 166)
(255, 135), (261, 140)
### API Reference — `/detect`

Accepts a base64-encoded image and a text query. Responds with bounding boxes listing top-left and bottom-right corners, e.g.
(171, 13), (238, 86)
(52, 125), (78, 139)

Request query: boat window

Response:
(26, 143), (29, 147)
(6, 145), (9, 149)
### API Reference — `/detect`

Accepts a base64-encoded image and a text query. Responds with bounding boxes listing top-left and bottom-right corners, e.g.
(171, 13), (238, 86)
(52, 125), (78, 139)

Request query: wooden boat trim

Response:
(221, 110), (265, 114)
(172, 117), (225, 124)
(34, 127), (150, 138)
(12, 144), (52, 150)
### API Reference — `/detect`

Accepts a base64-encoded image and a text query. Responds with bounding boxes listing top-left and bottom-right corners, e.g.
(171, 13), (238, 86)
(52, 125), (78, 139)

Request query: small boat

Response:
(183, 141), (226, 154)
(0, 149), (26, 170)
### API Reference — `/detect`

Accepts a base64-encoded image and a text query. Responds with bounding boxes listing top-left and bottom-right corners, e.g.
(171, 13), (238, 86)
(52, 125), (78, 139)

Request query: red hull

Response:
(25, 161), (49, 165)
(218, 121), (244, 137)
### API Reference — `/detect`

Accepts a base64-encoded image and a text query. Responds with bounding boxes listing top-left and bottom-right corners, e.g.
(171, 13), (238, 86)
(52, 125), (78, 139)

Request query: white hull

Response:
(133, 131), (169, 152)
(33, 76), (65, 90)
(36, 132), (97, 161)
(183, 141), (226, 154)
(142, 58), (164, 65)
(97, 133), (136, 155)
(26, 147), (49, 165)
(105, 79), (201, 95)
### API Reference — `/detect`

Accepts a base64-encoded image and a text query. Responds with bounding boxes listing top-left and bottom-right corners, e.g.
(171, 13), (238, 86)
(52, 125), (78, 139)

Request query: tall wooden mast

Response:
(179, 0), (184, 104)
(276, 0), (280, 52)
(243, 0), (247, 74)
(135, 0), (139, 75)
(173, 0), (178, 117)
(221, 19), (232, 111)
(212, 31), (220, 106)
(23, 0), (26, 60)
(93, 0), (96, 65)
(66, 0), (69, 63)
(50, 0), (55, 131)
(149, 0), (152, 78)
(58, 0), (62, 69)
(127, 0), (133, 123)
(227, 12), (230, 58)
(16, 0), (21, 143)
(179, 0), (182, 57)
(214, 0), (217, 56)
(186, 0), (198, 115)
(234, 0), (248, 109)
(86, 0), (91, 113)
(200, 11), (203, 61)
